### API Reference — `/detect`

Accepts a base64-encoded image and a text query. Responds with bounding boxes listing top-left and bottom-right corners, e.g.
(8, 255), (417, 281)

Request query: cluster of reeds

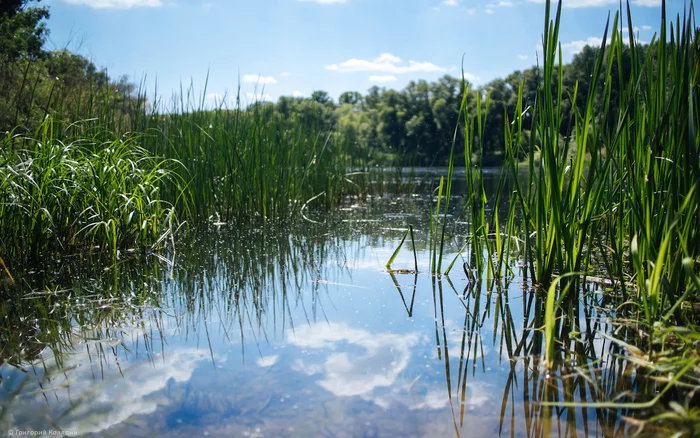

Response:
(0, 76), (358, 268)
(0, 119), (186, 265)
(130, 86), (351, 223)
(425, 0), (700, 422)
(450, 0), (699, 352)
(516, 0), (698, 362)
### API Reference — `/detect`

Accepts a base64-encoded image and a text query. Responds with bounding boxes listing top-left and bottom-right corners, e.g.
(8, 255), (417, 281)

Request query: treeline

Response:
(0, 1), (143, 136)
(2, 0), (653, 168)
(251, 42), (652, 166)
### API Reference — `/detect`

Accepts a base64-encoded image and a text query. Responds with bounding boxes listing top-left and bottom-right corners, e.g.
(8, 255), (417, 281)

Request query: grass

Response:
(447, 0), (699, 356)
(133, 88), (351, 223)
(419, 0), (700, 425)
(0, 119), (186, 264)
(0, 80), (361, 266)
(2, 0), (698, 431)
(516, 0), (700, 366)
(396, 1), (700, 430)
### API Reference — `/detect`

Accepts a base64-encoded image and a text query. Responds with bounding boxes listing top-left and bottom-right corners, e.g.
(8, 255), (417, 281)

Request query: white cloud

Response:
(561, 36), (604, 53)
(204, 92), (234, 109)
(536, 35), (611, 54)
(369, 75), (398, 83)
(299, 0), (346, 3)
(375, 53), (402, 64)
(205, 92), (223, 102)
(65, 349), (211, 434)
(63, 0), (162, 8)
(527, 0), (661, 7)
(246, 92), (273, 102)
(487, 1), (514, 7)
(641, 25), (653, 31)
(242, 74), (277, 85)
(527, 0), (613, 6)
(292, 90), (305, 97)
(19, 347), (214, 435)
(485, 8), (494, 13)
(441, 0), (457, 6)
(281, 72), (292, 77)
(462, 72), (478, 82)
(408, 383), (491, 410)
(518, 54), (529, 60)
(256, 355), (279, 367)
(326, 53), (448, 74)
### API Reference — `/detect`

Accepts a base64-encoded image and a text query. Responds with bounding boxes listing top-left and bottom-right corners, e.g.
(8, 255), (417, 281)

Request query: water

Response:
(0, 174), (658, 437)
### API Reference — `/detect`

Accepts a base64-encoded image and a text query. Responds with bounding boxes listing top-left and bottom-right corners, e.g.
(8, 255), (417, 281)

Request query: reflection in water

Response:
(63, 348), (215, 435)
(0, 190), (674, 437)
(289, 321), (420, 402)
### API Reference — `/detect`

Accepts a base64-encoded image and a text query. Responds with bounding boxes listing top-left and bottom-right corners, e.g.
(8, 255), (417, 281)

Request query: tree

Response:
(0, 0), (50, 130)
(311, 90), (334, 107)
(339, 91), (362, 106)
(0, 0), (49, 65)
(481, 78), (514, 155)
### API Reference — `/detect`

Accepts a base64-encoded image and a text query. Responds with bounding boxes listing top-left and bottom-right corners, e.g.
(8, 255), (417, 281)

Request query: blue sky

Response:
(42, 0), (689, 107)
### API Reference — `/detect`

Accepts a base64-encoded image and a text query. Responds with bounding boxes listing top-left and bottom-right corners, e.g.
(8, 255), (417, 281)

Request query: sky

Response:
(41, 0), (691, 107)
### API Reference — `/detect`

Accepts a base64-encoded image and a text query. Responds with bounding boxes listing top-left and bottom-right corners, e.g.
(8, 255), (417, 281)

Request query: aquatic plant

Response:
(429, 0), (700, 426)
(0, 118), (186, 264)
(134, 85), (351, 223)
(0, 75), (362, 266)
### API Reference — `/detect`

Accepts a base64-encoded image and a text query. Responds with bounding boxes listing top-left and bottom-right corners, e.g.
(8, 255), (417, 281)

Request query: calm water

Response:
(0, 172), (649, 437)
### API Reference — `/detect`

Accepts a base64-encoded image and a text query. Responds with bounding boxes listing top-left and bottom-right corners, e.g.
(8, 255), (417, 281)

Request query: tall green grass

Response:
(452, 0), (699, 389)
(0, 119), (185, 264)
(135, 92), (349, 223)
(523, 0), (699, 363)
(1, 78), (355, 265)
(384, 0), (700, 425)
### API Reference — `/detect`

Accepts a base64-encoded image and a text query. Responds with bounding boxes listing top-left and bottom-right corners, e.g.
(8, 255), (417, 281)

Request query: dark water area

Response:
(0, 170), (658, 437)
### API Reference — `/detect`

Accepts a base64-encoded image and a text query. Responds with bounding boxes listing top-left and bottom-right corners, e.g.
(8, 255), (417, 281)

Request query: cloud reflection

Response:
(256, 354), (279, 367)
(61, 348), (215, 434)
(287, 321), (495, 414)
(288, 322), (420, 399)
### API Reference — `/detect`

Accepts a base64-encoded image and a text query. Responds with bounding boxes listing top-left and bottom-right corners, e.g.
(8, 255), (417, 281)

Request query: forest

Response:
(1, 1), (647, 168)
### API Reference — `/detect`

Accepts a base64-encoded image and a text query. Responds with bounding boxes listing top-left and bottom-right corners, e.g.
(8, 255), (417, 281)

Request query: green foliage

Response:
(0, 49), (142, 134)
(138, 89), (350, 223)
(0, 0), (49, 64)
(0, 119), (186, 264)
(330, 76), (466, 166)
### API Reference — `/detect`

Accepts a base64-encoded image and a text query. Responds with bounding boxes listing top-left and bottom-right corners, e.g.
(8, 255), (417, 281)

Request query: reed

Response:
(1, 76), (356, 265)
(454, 0), (699, 353)
(0, 119), (186, 264)
(533, 0), (698, 358)
(445, 2), (700, 418)
(133, 87), (350, 223)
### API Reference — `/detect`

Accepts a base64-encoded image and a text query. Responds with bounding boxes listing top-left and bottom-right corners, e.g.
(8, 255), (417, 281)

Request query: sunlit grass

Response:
(0, 120), (186, 263)
(440, 0), (700, 425)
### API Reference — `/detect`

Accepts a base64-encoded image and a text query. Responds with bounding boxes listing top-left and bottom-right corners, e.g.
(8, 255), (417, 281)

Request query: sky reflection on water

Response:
(0, 194), (627, 437)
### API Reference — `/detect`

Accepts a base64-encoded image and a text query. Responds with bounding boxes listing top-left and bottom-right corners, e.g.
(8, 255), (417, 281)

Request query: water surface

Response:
(0, 176), (650, 437)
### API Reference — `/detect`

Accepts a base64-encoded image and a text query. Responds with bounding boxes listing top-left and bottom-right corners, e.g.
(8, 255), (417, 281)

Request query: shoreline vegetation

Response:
(1, 0), (699, 434)
(446, 1), (700, 433)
